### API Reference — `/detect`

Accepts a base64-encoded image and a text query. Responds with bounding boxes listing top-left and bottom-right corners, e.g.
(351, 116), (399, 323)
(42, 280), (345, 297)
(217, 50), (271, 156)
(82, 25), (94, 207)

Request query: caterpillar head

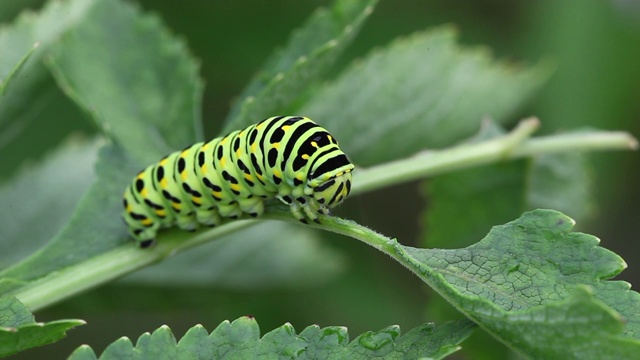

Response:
(313, 169), (353, 207)
(309, 153), (354, 208)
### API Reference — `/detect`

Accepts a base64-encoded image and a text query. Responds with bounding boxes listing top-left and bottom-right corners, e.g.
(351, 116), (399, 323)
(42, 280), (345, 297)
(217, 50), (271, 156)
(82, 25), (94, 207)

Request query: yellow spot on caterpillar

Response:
(201, 165), (207, 173)
(141, 218), (153, 226)
(336, 171), (344, 177)
(273, 169), (282, 178)
(155, 209), (166, 217)
(220, 158), (227, 167)
(192, 197), (201, 204)
(181, 171), (188, 181)
(126, 204), (133, 212)
(282, 125), (291, 131)
(302, 154), (310, 160)
(159, 158), (168, 166)
(296, 173), (304, 181)
(251, 143), (258, 153)
(272, 143), (280, 149)
(230, 183), (241, 191)
(181, 150), (189, 157)
(201, 143), (209, 151)
(213, 191), (222, 198)
(220, 137), (228, 144)
(160, 178), (168, 188)
(244, 174), (253, 181)
(328, 135), (333, 142)
(140, 188), (148, 197)
(311, 141), (319, 148)
(172, 203), (181, 211)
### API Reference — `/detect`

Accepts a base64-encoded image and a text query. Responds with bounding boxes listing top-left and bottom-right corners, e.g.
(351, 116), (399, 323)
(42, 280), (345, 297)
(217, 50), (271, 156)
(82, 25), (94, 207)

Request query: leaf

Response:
(526, 152), (593, 220)
(0, 296), (84, 357)
(0, 0), (98, 176)
(397, 209), (640, 358)
(421, 126), (595, 358)
(0, 145), (135, 294)
(67, 316), (475, 360)
(423, 161), (528, 249)
(121, 221), (346, 289)
(0, 0), (202, 290)
(0, 136), (100, 269)
(0, 41), (38, 96)
(0, 0), (96, 128)
(0, 0), (94, 93)
(46, 0), (203, 165)
(421, 161), (527, 359)
(301, 26), (552, 166)
(222, 0), (378, 134)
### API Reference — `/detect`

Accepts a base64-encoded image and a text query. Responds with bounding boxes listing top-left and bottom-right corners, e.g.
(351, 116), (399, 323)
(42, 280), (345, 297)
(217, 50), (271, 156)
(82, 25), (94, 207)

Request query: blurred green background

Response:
(2, 0), (639, 358)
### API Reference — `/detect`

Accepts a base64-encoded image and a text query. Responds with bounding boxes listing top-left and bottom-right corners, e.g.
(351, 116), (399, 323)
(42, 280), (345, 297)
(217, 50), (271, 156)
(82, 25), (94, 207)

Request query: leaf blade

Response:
(222, 0), (378, 134)
(46, 0), (203, 165)
(402, 210), (640, 358)
(68, 317), (474, 360)
(0, 297), (84, 357)
(302, 27), (551, 166)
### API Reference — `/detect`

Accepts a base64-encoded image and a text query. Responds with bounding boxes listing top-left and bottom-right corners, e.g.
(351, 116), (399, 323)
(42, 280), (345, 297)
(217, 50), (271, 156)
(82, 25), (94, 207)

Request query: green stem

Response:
(10, 119), (637, 311)
(352, 119), (637, 195)
(13, 220), (258, 311)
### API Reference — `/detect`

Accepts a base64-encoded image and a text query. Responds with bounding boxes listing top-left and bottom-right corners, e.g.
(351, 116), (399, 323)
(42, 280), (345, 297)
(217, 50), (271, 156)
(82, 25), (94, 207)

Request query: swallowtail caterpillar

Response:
(122, 116), (354, 248)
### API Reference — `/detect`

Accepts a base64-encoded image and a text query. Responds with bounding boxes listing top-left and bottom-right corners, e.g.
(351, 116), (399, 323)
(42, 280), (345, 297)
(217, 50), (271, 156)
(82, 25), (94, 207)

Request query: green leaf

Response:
(121, 221), (346, 288)
(67, 316), (475, 360)
(46, 0), (203, 165)
(0, 144), (135, 294)
(0, 0), (98, 177)
(0, 41), (38, 96)
(0, 0), (96, 128)
(0, 136), (100, 269)
(401, 209), (640, 358)
(222, 0), (378, 134)
(0, 0), (202, 291)
(420, 126), (596, 358)
(0, 296), (84, 357)
(302, 26), (552, 166)
(254, 206), (639, 359)
(526, 152), (593, 220)
(421, 161), (528, 359)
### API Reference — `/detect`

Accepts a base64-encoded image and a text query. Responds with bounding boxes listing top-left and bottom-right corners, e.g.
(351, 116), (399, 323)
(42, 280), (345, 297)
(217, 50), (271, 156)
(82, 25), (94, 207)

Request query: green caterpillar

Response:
(122, 116), (354, 248)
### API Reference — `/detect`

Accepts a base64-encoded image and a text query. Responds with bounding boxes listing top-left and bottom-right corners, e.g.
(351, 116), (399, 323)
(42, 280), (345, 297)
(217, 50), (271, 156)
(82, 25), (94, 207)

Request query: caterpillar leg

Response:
(217, 202), (243, 219)
(285, 196), (324, 224)
(196, 207), (222, 227)
(302, 198), (323, 224)
(238, 198), (265, 218)
(175, 213), (199, 232)
(128, 226), (159, 248)
(286, 201), (308, 224)
(139, 239), (156, 248)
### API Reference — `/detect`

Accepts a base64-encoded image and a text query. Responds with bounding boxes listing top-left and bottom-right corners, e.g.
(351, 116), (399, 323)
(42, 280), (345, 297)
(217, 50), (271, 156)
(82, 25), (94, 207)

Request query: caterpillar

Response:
(122, 116), (354, 248)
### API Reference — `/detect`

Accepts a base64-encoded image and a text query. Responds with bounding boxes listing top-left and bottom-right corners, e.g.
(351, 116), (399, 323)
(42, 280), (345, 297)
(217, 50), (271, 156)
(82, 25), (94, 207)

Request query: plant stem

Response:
(13, 221), (258, 311)
(11, 119), (637, 311)
(352, 119), (637, 195)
